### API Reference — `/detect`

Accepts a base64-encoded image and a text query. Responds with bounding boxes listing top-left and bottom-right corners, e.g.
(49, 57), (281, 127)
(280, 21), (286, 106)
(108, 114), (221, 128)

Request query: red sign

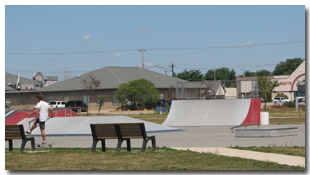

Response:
(279, 82), (292, 86)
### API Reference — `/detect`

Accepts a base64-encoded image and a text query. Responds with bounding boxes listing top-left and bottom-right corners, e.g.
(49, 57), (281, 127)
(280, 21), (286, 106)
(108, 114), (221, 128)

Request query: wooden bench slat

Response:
(6, 137), (23, 139)
(97, 136), (118, 139)
(5, 133), (22, 137)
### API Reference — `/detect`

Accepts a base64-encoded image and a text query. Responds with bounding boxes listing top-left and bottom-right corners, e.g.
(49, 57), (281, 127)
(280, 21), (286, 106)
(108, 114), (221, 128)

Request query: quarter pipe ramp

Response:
(163, 98), (261, 126)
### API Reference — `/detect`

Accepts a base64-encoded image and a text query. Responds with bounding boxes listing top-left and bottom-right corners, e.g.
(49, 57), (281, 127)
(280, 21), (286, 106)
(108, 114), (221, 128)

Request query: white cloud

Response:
(241, 40), (253, 47)
(146, 63), (154, 67)
(114, 52), (122, 57)
(83, 34), (91, 40)
(138, 29), (148, 33)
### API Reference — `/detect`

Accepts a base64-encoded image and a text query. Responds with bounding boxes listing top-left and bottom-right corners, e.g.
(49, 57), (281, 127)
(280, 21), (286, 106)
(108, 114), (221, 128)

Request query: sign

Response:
(279, 82), (292, 86)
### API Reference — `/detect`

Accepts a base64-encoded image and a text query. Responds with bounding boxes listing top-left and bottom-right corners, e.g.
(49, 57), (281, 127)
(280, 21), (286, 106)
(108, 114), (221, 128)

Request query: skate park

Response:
(5, 98), (305, 149)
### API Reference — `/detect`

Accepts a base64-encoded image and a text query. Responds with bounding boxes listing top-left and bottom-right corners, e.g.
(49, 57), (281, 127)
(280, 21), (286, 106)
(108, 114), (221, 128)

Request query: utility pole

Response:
(138, 49), (146, 69)
(214, 68), (216, 99)
(171, 63), (175, 77)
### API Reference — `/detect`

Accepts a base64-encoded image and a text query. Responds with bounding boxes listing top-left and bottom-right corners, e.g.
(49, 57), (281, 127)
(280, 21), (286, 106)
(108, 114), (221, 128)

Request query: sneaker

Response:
(42, 141), (47, 145)
(26, 131), (31, 135)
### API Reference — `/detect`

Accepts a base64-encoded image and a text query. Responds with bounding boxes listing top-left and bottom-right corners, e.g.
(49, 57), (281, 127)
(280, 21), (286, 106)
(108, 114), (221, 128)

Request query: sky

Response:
(5, 5), (305, 81)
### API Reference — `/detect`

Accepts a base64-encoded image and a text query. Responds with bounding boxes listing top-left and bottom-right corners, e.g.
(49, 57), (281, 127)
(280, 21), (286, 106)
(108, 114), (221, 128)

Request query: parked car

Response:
(298, 97), (305, 103)
(49, 101), (67, 109)
(65, 100), (88, 112)
(273, 97), (289, 104)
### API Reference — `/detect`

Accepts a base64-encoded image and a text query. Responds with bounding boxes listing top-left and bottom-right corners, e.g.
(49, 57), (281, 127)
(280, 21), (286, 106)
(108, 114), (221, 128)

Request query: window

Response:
(160, 94), (165, 100)
(5, 98), (11, 107)
(112, 94), (119, 105)
(83, 96), (89, 105)
(47, 97), (54, 103)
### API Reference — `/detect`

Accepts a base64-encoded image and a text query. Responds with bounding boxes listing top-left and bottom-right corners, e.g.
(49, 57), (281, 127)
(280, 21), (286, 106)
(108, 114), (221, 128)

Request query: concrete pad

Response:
(172, 147), (305, 167)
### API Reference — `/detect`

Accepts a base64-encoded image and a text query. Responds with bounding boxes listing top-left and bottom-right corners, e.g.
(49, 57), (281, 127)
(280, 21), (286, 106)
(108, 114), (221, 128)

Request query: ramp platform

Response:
(235, 127), (298, 138)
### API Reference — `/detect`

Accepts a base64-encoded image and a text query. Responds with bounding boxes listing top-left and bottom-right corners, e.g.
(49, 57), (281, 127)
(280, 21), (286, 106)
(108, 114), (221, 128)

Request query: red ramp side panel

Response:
(240, 98), (261, 125)
(5, 109), (79, 125)
(5, 111), (39, 125)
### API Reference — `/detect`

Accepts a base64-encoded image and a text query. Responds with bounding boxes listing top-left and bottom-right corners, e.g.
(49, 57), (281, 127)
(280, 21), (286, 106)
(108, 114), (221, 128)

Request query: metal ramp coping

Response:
(235, 127), (298, 138)
(230, 123), (260, 133)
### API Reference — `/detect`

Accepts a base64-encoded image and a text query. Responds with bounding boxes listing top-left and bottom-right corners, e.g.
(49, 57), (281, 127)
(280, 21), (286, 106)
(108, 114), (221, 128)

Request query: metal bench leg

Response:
(8, 139), (13, 151)
(126, 139), (131, 152)
(101, 139), (106, 152)
(20, 139), (27, 152)
(151, 137), (156, 152)
(117, 139), (122, 151)
(30, 138), (35, 151)
(142, 139), (148, 152)
(91, 139), (98, 152)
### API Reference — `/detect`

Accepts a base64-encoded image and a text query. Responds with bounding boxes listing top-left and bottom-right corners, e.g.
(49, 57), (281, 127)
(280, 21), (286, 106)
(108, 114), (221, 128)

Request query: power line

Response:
(5, 40), (304, 56)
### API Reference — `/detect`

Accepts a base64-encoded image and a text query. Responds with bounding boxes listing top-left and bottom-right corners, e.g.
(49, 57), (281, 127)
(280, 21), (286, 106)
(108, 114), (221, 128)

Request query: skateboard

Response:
(35, 143), (54, 148)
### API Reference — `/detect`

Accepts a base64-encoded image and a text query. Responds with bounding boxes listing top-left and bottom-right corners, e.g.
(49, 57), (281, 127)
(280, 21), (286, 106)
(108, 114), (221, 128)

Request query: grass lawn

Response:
(265, 106), (305, 118)
(230, 146), (305, 157)
(5, 147), (305, 170)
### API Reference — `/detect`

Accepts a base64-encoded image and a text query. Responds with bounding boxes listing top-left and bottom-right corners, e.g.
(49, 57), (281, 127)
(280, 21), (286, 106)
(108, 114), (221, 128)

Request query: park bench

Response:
(90, 123), (156, 152)
(5, 124), (35, 152)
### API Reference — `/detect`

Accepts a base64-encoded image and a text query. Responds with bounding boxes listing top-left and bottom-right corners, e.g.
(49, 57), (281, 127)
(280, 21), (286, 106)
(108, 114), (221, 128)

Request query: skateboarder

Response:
(26, 92), (54, 145)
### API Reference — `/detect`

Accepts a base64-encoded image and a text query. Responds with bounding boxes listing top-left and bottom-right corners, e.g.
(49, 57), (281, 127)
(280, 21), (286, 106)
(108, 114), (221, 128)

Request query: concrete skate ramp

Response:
(18, 116), (181, 136)
(163, 98), (261, 126)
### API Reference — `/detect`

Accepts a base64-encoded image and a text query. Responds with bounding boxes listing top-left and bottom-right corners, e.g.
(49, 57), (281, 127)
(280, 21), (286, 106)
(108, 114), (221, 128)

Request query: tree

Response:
(97, 96), (105, 115)
(81, 74), (101, 115)
(62, 68), (71, 80)
(273, 58), (304, 75)
(167, 85), (176, 100)
(244, 70), (271, 77)
(115, 79), (160, 110)
(244, 71), (256, 77)
(204, 67), (236, 81)
(256, 70), (271, 77)
(177, 70), (203, 81)
(258, 77), (279, 110)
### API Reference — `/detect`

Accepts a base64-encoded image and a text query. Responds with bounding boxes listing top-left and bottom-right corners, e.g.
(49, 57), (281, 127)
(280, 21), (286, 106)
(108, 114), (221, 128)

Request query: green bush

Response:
(166, 104), (171, 112)
(283, 101), (295, 108)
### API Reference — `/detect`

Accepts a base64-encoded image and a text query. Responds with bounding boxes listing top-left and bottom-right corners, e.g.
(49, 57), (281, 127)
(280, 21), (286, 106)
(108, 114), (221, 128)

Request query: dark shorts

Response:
(35, 118), (45, 130)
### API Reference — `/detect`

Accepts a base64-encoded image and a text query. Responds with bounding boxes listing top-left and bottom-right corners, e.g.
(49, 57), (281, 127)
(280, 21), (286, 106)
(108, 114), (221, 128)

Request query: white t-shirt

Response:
(35, 101), (50, 122)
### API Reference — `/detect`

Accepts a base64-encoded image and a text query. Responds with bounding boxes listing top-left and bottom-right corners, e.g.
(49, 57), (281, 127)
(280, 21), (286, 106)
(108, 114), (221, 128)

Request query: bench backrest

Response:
(90, 123), (147, 140)
(5, 125), (26, 140)
(90, 124), (119, 139)
(118, 123), (146, 139)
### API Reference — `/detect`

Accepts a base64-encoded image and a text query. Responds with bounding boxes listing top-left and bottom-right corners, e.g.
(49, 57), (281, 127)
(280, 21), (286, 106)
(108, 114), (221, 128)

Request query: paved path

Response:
(172, 147), (305, 167)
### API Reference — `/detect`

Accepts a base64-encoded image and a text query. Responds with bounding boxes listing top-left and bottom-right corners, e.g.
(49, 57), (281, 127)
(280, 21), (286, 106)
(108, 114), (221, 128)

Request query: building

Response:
(6, 67), (188, 112)
(236, 60), (305, 101)
(44, 76), (58, 87)
(5, 72), (40, 108)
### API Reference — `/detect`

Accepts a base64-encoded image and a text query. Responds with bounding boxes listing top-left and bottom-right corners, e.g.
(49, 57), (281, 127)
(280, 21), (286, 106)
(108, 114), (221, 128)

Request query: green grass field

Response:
(5, 147), (305, 170)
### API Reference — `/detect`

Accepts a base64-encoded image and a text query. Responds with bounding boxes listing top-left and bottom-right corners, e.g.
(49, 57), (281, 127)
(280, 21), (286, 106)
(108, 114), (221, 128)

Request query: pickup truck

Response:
(273, 97), (289, 104)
